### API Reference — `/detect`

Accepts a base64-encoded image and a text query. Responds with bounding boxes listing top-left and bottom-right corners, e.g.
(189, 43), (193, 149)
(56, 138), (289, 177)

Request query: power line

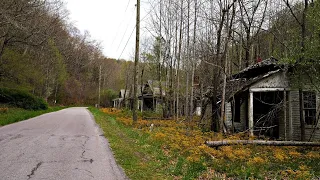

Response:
(109, 1), (133, 49)
(124, 0), (131, 13)
(117, 6), (152, 60)
(117, 25), (136, 60)
(116, 7), (136, 52)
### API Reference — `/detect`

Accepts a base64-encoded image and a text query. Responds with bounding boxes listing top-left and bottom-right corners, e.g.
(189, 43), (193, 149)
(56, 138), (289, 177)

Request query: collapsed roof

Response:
(204, 57), (285, 102)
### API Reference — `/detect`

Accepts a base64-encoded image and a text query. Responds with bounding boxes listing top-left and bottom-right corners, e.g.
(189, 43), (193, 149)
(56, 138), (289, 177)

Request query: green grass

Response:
(89, 108), (320, 180)
(89, 107), (170, 179)
(0, 106), (66, 126)
(89, 107), (206, 180)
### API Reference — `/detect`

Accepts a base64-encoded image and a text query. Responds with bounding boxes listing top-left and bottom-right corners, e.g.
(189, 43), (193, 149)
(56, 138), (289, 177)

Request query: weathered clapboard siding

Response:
(225, 103), (234, 130)
(289, 90), (320, 141)
(225, 103), (232, 122)
(226, 99), (246, 132)
(306, 127), (320, 141)
(312, 93), (320, 140)
(250, 71), (288, 89)
(290, 91), (301, 140)
(279, 92), (291, 140)
(239, 99), (247, 131)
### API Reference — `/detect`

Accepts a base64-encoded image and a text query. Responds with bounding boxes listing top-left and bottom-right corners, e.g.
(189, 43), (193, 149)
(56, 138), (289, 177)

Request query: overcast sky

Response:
(64, 0), (150, 60)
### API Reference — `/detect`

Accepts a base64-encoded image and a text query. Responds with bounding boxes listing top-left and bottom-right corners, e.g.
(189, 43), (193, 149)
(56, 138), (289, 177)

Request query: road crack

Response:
(75, 168), (94, 178)
(80, 136), (94, 164)
(81, 159), (94, 163)
(81, 150), (86, 159)
(27, 162), (42, 179)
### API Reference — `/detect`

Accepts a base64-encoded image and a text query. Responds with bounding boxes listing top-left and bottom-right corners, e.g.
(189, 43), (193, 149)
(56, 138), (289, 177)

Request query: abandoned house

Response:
(112, 89), (130, 109)
(138, 80), (166, 112)
(223, 57), (320, 141)
(112, 80), (166, 112)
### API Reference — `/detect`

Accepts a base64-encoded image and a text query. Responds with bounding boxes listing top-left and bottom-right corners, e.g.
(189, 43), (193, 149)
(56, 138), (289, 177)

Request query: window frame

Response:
(303, 91), (317, 126)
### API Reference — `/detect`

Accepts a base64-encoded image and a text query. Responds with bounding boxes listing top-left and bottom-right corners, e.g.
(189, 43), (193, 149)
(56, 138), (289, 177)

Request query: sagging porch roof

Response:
(204, 57), (286, 101)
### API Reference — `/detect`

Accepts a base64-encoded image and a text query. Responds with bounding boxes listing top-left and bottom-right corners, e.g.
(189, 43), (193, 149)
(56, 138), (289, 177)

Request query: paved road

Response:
(0, 107), (128, 180)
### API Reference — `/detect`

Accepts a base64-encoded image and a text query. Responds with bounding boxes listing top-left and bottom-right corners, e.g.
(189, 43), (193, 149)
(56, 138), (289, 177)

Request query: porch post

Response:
(249, 91), (254, 136)
(141, 99), (143, 112)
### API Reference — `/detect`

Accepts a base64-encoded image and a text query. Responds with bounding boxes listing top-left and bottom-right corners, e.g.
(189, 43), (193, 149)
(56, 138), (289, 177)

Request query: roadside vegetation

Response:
(90, 107), (320, 180)
(0, 106), (65, 126)
(0, 88), (65, 126)
(0, 88), (48, 110)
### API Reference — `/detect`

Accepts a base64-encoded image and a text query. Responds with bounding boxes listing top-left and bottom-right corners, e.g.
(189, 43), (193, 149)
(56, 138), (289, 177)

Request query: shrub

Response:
(0, 88), (48, 110)
(0, 107), (8, 113)
(100, 89), (118, 107)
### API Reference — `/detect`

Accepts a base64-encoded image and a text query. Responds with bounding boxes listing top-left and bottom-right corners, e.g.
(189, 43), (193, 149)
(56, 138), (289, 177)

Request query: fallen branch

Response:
(205, 140), (320, 147)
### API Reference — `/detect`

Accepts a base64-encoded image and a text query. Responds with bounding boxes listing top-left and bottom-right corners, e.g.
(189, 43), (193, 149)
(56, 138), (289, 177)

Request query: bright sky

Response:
(64, 0), (150, 60)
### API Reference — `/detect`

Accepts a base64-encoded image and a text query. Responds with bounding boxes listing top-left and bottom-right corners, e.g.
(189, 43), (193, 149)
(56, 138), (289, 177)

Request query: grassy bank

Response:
(89, 107), (207, 180)
(90, 108), (320, 180)
(0, 106), (66, 126)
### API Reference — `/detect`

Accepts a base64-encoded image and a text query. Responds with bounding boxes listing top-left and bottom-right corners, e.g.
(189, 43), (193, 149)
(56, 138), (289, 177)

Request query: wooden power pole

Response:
(133, 0), (140, 123)
(98, 65), (102, 108)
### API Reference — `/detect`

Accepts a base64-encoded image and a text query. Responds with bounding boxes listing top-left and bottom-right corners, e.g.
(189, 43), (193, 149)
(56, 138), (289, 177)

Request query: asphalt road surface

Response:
(0, 107), (128, 180)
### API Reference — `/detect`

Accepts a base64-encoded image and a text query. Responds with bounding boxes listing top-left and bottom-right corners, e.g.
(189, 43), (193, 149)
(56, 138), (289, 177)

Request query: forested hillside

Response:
(0, 0), (134, 106)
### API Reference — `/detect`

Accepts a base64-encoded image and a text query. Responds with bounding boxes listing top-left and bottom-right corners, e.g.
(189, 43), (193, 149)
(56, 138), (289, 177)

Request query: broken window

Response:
(303, 92), (317, 125)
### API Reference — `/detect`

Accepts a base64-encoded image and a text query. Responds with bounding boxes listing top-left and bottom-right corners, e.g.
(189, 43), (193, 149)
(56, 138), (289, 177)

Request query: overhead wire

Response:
(109, 0), (133, 50)
(117, 26), (136, 60)
(117, 8), (153, 60)
(115, 7), (136, 53)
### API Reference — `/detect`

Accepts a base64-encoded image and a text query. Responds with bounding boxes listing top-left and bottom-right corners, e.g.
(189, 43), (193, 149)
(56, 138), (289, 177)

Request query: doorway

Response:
(253, 91), (283, 139)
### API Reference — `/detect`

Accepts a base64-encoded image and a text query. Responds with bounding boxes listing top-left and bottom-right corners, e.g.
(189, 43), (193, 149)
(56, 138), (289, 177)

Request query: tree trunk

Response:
(220, 2), (235, 133)
(190, 0), (197, 122)
(176, 0), (184, 120)
(299, 0), (308, 141)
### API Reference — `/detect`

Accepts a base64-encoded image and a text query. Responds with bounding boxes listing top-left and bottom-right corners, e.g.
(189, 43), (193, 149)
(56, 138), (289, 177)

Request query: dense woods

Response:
(134, 0), (320, 133)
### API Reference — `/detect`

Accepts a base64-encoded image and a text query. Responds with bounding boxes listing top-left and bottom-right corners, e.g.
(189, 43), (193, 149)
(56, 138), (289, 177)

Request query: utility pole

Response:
(133, 0), (140, 123)
(98, 65), (102, 108)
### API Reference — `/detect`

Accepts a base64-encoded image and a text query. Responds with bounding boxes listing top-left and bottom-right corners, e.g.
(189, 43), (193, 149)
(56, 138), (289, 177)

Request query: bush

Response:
(0, 107), (8, 113)
(100, 89), (118, 107)
(0, 88), (48, 110)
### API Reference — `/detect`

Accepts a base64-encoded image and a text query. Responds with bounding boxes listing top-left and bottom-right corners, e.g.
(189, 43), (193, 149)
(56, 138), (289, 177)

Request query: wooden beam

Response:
(141, 100), (143, 113)
(250, 88), (285, 92)
(205, 140), (320, 147)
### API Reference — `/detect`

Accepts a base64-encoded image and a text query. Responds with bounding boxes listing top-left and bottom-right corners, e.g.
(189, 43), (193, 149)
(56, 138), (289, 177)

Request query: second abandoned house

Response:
(217, 57), (320, 141)
(112, 80), (166, 112)
(139, 80), (166, 112)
